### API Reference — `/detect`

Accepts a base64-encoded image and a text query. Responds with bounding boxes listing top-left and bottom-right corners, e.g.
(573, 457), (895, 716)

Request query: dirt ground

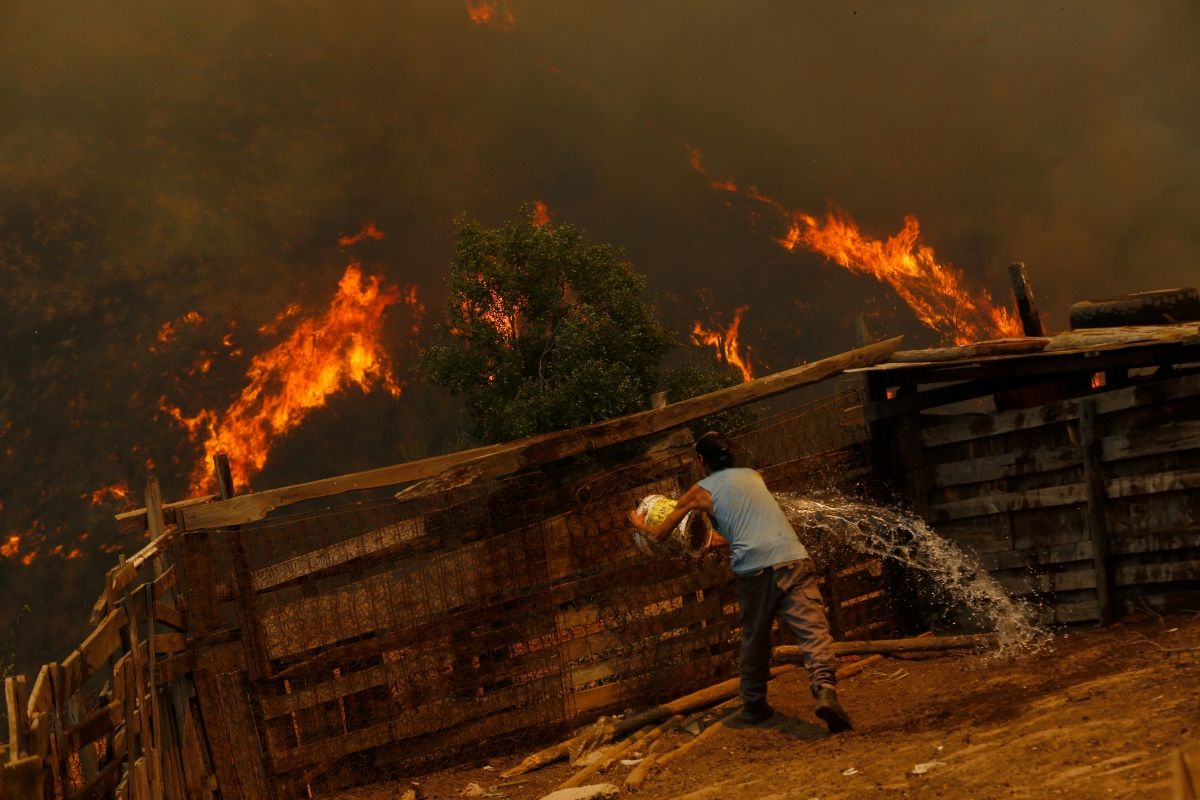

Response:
(339, 612), (1200, 800)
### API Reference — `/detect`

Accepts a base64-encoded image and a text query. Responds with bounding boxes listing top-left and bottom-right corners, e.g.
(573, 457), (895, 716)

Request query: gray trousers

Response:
(735, 558), (838, 705)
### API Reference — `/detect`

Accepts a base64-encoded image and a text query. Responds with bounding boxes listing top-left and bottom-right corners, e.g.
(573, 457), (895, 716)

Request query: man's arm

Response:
(628, 483), (714, 543)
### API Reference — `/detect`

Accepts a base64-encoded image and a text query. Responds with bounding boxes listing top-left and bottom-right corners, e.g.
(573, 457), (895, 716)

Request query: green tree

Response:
(422, 207), (676, 443)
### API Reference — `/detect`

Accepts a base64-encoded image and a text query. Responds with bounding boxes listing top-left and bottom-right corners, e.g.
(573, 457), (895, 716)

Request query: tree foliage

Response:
(422, 207), (676, 443)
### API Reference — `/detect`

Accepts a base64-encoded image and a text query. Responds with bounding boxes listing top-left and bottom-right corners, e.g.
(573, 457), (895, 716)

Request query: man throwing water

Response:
(629, 431), (853, 731)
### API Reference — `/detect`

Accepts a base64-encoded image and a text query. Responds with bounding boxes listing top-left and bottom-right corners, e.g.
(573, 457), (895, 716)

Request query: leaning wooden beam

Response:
(160, 337), (901, 530)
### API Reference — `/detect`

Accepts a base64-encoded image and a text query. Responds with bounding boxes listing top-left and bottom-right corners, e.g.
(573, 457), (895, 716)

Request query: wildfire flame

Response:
(686, 147), (1020, 346)
(692, 305), (755, 381)
(154, 310), (204, 347)
(86, 483), (132, 507)
(164, 263), (421, 494)
(465, 0), (515, 30)
(531, 200), (553, 227)
(337, 221), (386, 247)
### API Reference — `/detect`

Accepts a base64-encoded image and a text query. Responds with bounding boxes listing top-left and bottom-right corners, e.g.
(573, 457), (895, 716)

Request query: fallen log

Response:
(775, 633), (998, 660)
(835, 653), (885, 680)
(653, 707), (741, 773)
(498, 666), (797, 779)
(624, 752), (658, 793)
(558, 715), (681, 791)
(556, 725), (651, 791)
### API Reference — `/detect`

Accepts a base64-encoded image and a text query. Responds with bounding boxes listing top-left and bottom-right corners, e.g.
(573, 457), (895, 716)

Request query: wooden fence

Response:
(3, 342), (905, 799)
(2, 480), (214, 800)
(872, 368), (1200, 625)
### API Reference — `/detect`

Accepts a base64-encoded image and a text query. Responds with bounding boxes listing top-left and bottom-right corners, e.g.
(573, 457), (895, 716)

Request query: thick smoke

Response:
(1, 1), (1197, 671)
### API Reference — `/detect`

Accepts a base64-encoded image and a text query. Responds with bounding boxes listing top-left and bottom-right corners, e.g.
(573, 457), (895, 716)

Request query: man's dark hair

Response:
(695, 431), (735, 471)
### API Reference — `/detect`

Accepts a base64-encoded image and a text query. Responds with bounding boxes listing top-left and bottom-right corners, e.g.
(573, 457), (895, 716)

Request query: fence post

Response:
(1078, 399), (1114, 625)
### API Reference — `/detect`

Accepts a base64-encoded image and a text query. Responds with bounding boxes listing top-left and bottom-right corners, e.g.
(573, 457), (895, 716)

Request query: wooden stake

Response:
(1008, 262), (1045, 337)
(144, 476), (166, 542)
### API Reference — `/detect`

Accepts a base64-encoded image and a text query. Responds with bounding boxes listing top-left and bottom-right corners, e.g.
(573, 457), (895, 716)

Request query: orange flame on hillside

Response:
(86, 483), (131, 507)
(532, 200), (553, 227)
(686, 147), (1020, 346)
(1, 534), (20, 559)
(155, 310), (204, 346)
(692, 305), (755, 381)
(338, 221), (386, 247)
(466, 0), (515, 30)
(164, 264), (421, 494)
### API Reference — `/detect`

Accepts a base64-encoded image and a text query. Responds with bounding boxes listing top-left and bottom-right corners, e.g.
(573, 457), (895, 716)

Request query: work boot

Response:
(738, 700), (775, 725)
(814, 684), (853, 733)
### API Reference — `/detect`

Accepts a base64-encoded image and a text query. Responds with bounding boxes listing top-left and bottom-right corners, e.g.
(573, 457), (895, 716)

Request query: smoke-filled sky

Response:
(2, 1), (1198, 669)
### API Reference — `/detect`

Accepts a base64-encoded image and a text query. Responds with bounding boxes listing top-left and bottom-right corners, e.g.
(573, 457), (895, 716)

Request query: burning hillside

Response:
(1, 0), (1197, 679)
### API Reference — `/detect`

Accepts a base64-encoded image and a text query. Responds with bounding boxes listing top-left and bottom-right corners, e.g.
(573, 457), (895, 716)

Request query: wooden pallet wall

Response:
(901, 371), (1200, 624)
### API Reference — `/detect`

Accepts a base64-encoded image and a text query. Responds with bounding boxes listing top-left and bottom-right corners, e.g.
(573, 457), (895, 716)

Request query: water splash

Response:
(777, 493), (1048, 656)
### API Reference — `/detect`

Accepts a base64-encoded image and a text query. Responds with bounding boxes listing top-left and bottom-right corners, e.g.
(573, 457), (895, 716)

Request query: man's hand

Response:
(628, 508), (650, 533)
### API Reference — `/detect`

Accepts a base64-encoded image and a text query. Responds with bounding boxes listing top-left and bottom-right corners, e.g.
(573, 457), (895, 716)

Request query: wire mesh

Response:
(178, 385), (900, 796)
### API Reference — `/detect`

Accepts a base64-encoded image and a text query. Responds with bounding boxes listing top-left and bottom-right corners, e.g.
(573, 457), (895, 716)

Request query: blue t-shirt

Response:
(697, 467), (809, 575)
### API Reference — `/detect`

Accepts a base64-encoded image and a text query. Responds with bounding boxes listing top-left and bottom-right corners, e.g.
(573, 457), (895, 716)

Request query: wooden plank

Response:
(189, 670), (242, 800)
(93, 533), (179, 625)
(3, 755), (44, 800)
(145, 477), (166, 542)
(1106, 468), (1200, 497)
(928, 420), (1200, 489)
(116, 494), (219, 535)
(922, 371), (1200, 447)
(148, 634), (187, 656)
(151, 566), (177, 601)
(1102, 419), (1200, 462)
(24, 666), (50, 719)
(979, 539), (1094, 572)
(6, 676), (28, 760)
(180, 338), (903, 529)
(929, 445), (1080, 489)
(1044, 322), (1200, 351)
(61, 608), (127, 700)
(931, 483), (1087, 522)
(153, 653), (195, 687)
(1079, 400), (1114, 625)
(865, 375), (1023, 423)
(1114, 559), (1200, 586)
(249, 516), (426, 593)
(213, 672), (270, 799)
(1043, 599), (1101, 624)
(65, 700), (124, 753)
(152, 603), (186, 633)
(862, 335), (1200, 385)
(890, 338), (1049, 363)
(1112, 528), (1200, 556)
(931, 467), (1200, 521)
(995, 565), (1097, 595)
